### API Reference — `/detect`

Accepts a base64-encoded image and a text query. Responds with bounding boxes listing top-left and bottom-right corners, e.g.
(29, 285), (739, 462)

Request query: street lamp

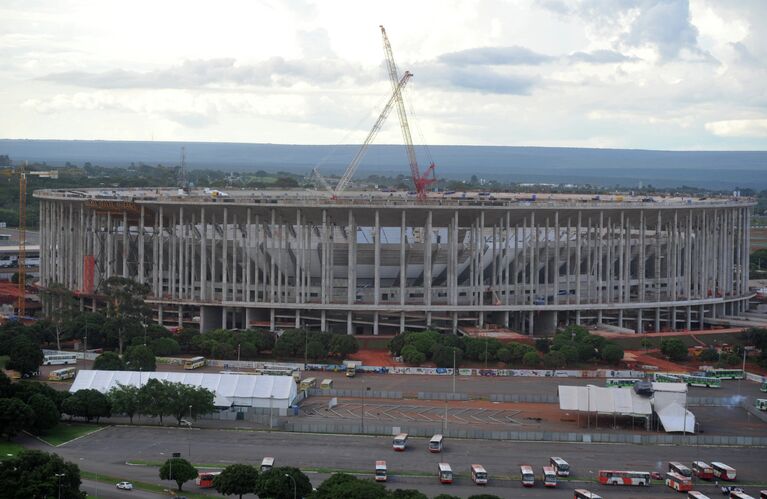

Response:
(361, 384), (371, 433)
(284, 473), (297, 499)
(54, 472), (65, 499)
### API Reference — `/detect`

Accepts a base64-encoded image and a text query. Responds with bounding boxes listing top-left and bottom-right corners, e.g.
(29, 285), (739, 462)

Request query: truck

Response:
(344, 360), (362, 378)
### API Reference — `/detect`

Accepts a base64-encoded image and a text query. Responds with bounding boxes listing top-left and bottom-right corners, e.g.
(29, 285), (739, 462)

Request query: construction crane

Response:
(2, 163), (58, 317)
(333, 71), (412, 195)
(380, 25), (436, 200)
(312, 70), (412, 197)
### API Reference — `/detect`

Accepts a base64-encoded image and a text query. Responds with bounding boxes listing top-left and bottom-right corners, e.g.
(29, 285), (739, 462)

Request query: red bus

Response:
(711, 462), (737, 481)
(542, 466), (557, 488)
(666, 472), (693, 492)
(520, 465), (535, 487)
(195, 471), (221, 488)
(598, 470), (651, 486)
(692, 461), (714, 480)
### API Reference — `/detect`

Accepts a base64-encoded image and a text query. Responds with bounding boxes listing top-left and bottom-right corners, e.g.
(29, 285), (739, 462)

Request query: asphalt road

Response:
(26, 425), (767, 499)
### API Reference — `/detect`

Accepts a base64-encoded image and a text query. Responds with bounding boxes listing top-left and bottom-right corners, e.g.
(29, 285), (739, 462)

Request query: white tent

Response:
(655, 402), (696, 433)
(70, 370), (298, 410)
(558, 385), (653, 416)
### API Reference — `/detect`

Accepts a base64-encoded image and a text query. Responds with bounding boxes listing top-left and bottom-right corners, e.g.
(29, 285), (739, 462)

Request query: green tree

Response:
(100, 276), (151, 354)
(329, 334), (359, 359)
(495, 347), (511, 363)
(699, 348), (719, 362)
(388, 334), (406, 356)
(433, 495), (462, 499)
(139, 378), (171, 423)
(27, 393), (60, 433)
(164, 381), (216, 424)
(543, 351), (566, 369)
(522, 351), (540, 367)
(6, 336), (43, 377)
(558, 344), (579, 365)
(255, 467), (312, 499)
(468, 495), (503, 499)
(62, 389), (111, 422)
(305, 339), (325, 361)
(93, 352), (125, 370)
(601, 344), (624, 365)
(389, 489), (428, 499)
(400, 345), (425, 365)
(159, 457), (198, 491)
(0, 450), (84, 499)
(0, 398), (34, 440)
(213, 464), (259, 499)
(535, 338), (550, 353)
(124, 345), (156, 371)
(150, 337), (180, 356)
(108, 384), (141, 424)
(313, 473), (387, 499)
(660, 338), (688, 361)
(41, 282), (77, 351)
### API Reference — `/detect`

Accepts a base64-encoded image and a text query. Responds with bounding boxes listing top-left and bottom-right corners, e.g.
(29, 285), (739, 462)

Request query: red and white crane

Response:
(314, 26), (435, 199)
(379, 25), (436, 199)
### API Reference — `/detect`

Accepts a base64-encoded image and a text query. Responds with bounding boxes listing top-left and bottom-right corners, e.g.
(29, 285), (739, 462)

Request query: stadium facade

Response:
(34, 188), (754, 336)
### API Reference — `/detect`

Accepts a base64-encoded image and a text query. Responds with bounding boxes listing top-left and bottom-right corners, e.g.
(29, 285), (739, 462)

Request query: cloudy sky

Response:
(2, 0), (766, 150)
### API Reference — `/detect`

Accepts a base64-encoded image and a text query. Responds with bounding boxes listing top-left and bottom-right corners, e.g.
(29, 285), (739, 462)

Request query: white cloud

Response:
(0, 0), (765, 150)
(705, 119), (767, 138)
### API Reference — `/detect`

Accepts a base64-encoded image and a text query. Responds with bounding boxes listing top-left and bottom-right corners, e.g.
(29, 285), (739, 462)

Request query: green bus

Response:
(755, 399), (767, 411)
(760, 381), (767, 393)
(606, 378), (641, 388)
(702, 369), (745, 380)
(653, 373), (684, 383)
(682, 375), (721, 388)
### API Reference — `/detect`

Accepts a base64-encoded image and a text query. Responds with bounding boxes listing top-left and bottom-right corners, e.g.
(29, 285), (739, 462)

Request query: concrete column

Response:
(400, 210), (406, 333)
(157, 207), (163, 295)
(575, 212), (582, 306)
(347, 210), (356, 336)
(424, 210), (433, 326)
(479, 210), (485, 328)
(374, 210), (380, 334)
(554, 212), (560, 305)
(138, 205), (145, 284)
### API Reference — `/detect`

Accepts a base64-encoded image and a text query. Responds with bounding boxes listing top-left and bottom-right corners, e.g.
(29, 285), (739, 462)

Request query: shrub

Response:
(601, 344), (624, 365)
(699, 348), (719, 362)
(660, 338), (688, 361)
(522, 351), (540, 367)
(401, 346), (425, 365)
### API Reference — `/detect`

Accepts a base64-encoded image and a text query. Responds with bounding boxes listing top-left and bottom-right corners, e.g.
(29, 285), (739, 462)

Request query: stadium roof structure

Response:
(70, 370), (298, 409)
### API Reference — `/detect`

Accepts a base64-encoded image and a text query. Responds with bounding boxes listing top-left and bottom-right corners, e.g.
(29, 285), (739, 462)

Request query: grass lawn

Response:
(0, 441), (25, 460)
(357, 337), (391, 350)
(37, 422), (104, 446)
(81, 470), (211, 498)
(0, 355), (8, 369)
(611, 332), (746, 351)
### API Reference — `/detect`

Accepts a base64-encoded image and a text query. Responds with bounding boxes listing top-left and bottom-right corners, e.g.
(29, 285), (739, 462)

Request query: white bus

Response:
(183, 356), (206, 370)
(471, 464), (487, 485)
(520, 465), (535, 487)
(260, 457), (274, 472)
(375, 461), (387, 482)
(392, 433), (408, 451)
(48, 367), (76, 381)
(43, 353), (77, 366)
(574, 490), (603, 499)
(437, 463), (453, 484)
(687, 492), (711, 499)
(665, 472), (693, 492)
(550, 457), (570, 476)
(542, 466), (557, 487)
(729, 492), (756, 499)
(669, 461), (693, 478)
(711, 462), (737, 481)
(429, 434), (443, 453)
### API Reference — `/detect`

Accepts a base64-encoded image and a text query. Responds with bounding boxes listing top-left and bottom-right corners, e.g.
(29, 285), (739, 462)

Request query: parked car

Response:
(116, 481), (133, 490)
(650, 472), (662, 480)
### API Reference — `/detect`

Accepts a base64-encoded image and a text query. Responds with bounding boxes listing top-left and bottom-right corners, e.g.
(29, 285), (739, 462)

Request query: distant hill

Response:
(1, 139), (765, 190)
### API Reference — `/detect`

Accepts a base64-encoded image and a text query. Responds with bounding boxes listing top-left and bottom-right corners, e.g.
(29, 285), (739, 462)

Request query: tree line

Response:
(388, 325), (624, 369)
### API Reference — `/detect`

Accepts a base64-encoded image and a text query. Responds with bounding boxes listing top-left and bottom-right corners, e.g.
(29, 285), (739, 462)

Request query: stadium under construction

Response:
(34, 188), (754, 336)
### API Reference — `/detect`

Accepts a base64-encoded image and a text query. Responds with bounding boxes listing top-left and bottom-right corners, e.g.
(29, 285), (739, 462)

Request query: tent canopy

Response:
(70, 370), (298, 409)
(656, 402), (695, 433)
(558, 385), (652, 416)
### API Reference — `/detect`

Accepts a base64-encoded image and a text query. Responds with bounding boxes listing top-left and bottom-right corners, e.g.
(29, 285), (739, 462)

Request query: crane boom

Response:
(334, 71), (412, 194)
(1, 163), (58, 317)
(380, 25), (436, 199)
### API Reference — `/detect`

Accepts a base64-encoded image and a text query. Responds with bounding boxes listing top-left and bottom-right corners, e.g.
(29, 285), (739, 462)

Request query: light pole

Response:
(452, 348), (456, 394)
(284, 473), (297, 499)
(55, 472), (65, 499)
